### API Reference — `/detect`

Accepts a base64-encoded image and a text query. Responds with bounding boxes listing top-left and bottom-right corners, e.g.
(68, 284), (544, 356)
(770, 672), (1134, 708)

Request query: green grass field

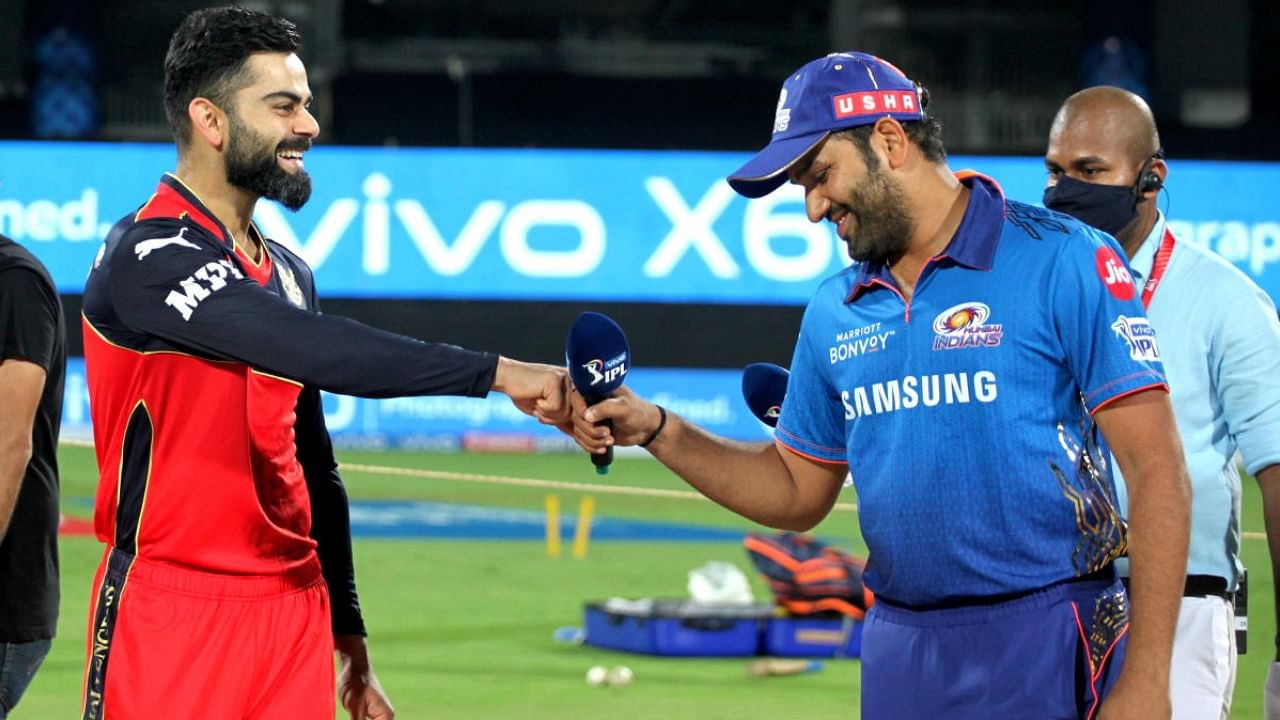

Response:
(17, 445), (1276, 718)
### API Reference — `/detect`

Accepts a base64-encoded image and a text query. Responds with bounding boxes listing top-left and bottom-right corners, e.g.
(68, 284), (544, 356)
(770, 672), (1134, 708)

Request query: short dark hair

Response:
(163, 6), (301, 145)
(833, 117), (947, 167)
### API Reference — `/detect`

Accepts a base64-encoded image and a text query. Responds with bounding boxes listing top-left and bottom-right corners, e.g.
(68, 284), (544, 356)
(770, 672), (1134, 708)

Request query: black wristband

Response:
(638, 405), (667, 448)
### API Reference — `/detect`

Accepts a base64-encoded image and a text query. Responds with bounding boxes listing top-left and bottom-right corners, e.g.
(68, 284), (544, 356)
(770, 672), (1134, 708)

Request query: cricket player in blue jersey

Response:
(571, 52), (1191, 720)
(1044, 85), (1280, 720)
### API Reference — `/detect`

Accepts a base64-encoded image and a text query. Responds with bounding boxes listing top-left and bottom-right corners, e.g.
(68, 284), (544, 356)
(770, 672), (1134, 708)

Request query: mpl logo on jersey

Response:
(581, 351), (627, 387)
(932, 302), (1003, 350)
(1111, 315), (1161, 362)
(1095, 246), (1136, 300)
(164, 259), (245, 321)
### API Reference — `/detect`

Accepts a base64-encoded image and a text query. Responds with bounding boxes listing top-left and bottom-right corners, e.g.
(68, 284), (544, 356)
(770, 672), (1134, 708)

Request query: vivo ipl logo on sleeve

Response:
(1110, 315), (1161, 362)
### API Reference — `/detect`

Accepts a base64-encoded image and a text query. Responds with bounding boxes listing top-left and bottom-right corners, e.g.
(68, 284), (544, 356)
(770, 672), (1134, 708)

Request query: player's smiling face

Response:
(787, 125), (915, 264)
(224, 52), (318, 211)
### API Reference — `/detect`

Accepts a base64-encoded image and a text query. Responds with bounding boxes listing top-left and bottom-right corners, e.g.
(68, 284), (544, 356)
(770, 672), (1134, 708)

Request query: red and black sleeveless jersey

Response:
(82, 175), (497, 584)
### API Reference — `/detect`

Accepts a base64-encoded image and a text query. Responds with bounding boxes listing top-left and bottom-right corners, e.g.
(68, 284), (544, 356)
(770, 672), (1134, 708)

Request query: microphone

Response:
(742, 362), (789, 428)
(566, 312), (630, 474)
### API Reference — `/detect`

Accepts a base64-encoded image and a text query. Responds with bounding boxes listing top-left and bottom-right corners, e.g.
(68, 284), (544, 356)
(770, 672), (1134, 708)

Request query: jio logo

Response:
(1095, 246), (1135, 300)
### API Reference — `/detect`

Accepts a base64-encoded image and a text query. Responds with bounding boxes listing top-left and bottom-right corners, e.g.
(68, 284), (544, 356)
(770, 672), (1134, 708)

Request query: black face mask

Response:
(1042, 175), (1138, 237)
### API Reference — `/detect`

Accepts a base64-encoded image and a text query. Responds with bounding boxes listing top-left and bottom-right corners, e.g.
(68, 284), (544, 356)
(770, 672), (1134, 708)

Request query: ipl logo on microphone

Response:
(582, 352), (628, 387)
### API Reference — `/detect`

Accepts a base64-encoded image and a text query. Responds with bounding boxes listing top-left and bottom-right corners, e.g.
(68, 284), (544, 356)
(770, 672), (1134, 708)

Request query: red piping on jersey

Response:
(953, 169), (1007, 201)
(234, 241), (274, 286)
(136, 178), (229, 245)
(1070, 601), (1102, 719)
(775, 438), (848, 466)
(1071, 599), (1128, 720)
(846, 277), (914, 322)
(1088, 381), (1168, 415)
(114, 401), (156, 553)
(82, 314), (238, 364)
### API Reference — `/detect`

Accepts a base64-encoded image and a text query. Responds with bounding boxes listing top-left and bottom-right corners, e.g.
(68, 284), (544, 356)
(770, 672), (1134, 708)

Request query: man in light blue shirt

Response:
(1044, 85), (1280, 720)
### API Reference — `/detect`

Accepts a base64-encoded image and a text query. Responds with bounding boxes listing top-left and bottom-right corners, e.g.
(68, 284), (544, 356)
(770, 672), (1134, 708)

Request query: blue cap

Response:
(728, 52), (924, 199)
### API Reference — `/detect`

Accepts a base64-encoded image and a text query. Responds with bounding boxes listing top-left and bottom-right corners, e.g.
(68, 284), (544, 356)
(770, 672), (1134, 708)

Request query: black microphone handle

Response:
(585, 394), (614, 470)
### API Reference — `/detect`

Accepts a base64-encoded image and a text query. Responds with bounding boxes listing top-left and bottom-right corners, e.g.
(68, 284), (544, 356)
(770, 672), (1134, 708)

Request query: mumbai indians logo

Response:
(581, 352), (627, 387)
(932, 302), (1003, 350)
(764, 405), (781, 420)
(773, 88), (791, 133)
(1110, 315), (1161, 362)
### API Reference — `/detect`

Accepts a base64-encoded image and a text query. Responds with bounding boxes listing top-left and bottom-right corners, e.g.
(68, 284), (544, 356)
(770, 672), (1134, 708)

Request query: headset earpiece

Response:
(1138, 169), (1162, 195)
(1137, 154), (1163, 195)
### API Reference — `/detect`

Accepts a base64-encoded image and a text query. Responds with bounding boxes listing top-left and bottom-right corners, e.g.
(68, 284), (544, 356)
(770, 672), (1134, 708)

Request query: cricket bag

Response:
(743, 531), (875, 619)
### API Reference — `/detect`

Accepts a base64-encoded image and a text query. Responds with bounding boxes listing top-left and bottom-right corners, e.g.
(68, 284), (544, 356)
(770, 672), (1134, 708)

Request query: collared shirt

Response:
(82, 175), (499, 633)
(1114, 212), (1280, 590)
(778, 174), (1167, 605)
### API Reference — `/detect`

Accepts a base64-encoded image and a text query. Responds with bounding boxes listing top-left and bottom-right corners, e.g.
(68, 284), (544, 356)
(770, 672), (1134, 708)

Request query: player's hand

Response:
(492, 357), (571, 428)
(1095, 677), (1170, 720)
(336, 635), (396, 720)
(570, 385), (665, 454)
(1265, 661), (1280, 719)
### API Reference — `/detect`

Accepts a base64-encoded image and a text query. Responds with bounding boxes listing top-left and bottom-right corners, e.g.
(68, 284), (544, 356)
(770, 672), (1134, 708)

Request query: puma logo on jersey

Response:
(135, 228), (201, 260)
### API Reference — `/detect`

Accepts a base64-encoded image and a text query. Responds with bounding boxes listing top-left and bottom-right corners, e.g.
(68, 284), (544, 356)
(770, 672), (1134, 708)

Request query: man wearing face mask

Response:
(1044, 85), (1280, 720)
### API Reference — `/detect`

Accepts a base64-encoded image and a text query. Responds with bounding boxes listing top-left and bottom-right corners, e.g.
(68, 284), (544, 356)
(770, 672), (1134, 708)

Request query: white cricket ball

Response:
(585, 665), (609, 687)
(607, 665), (634, 687)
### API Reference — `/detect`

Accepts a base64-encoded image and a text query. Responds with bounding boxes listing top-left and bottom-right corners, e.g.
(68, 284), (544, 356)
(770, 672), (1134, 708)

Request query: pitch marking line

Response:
(62, 438), (858, 510)
(339, 462), (862, 513)
(63, 439), (1276, 538)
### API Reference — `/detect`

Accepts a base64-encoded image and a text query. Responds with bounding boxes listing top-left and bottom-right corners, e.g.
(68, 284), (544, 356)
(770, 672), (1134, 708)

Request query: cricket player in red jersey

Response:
(78, 6), (570, 719)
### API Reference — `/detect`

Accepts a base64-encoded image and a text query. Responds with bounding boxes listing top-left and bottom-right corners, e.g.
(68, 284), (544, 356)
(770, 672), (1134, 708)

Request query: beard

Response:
(839, 162), (915, 264)
(224, 111), (312, 211)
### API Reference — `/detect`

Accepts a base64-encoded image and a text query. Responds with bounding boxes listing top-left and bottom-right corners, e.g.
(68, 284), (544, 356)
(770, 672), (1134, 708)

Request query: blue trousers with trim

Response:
(861, 577), (1128, 720)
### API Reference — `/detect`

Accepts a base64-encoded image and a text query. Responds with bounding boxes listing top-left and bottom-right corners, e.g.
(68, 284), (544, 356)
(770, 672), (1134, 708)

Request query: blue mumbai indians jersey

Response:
(777, 174), (1167, 606)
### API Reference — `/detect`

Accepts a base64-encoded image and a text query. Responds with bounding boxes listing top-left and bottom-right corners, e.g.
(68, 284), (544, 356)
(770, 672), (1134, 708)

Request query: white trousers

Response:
(1170, 595), (1236, 720)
